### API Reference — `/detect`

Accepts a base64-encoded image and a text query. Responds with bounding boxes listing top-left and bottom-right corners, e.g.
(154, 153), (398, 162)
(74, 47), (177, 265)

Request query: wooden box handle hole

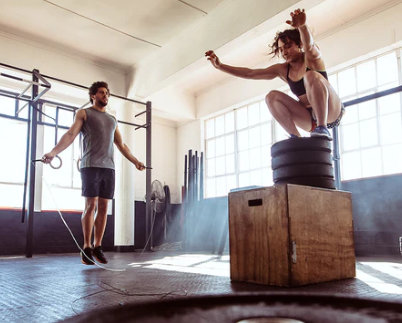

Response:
(248, 199), (263, 207)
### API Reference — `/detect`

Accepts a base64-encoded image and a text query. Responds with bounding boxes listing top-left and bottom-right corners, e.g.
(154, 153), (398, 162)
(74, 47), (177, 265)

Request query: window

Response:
(330, 49), (402, 180)
(0, 116), (28, 208)
(0, 89), (83, 210)
(204, 101), (288, 198)
(41, 105), (83, 210)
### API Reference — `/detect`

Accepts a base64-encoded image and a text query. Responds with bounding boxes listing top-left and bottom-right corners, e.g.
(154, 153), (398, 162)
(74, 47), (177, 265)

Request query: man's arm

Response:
(205, 50), (282, 80)
(114, 126), (145, 170)
(42, 109), (85, 163)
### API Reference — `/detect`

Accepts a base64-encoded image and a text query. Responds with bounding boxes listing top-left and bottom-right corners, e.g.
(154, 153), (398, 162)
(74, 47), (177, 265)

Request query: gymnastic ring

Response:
(76, 158), (81, 173)
(50, 155), (62, 169)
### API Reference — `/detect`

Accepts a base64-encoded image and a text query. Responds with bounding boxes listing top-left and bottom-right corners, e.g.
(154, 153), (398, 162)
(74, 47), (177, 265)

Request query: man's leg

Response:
(93, 197), (109, 248)
(92, 197), (109, 264)
(304, 71), (342, 126)
(80, 197), (97, 265)
(265, 90), (313, 136)
(82, 197), (97, 248)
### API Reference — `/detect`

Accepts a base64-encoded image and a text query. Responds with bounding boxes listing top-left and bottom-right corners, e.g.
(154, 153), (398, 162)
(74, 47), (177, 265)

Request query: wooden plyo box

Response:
(228, 184), (356, 286)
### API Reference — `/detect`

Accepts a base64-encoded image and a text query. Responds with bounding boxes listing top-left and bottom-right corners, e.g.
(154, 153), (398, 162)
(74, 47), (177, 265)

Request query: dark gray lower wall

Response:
(175, 174), (402, 256)
(1, 174), (401, 256)
(342, 174), (402, 256)
(0, 210), (114, 256)
(134, 202), (184, 249)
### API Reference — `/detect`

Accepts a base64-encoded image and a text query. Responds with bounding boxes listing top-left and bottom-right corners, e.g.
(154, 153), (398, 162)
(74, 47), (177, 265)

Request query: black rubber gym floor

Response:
(0, 251), (401, 322)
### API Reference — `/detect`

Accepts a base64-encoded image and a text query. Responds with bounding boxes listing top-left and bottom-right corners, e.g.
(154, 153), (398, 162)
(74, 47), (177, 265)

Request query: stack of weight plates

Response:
(271, 137), (335, 189)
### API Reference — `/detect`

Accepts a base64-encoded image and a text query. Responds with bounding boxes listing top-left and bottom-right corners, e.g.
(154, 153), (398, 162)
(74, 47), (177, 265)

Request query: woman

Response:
(205, 9), (344, 139)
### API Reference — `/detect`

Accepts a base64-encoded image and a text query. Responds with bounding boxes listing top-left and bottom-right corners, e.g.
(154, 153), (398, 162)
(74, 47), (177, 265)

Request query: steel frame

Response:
(0, 62), (153, 256)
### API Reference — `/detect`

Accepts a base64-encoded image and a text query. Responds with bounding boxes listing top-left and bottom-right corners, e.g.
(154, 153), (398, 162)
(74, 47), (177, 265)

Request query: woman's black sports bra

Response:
(286, 64), (328, 97)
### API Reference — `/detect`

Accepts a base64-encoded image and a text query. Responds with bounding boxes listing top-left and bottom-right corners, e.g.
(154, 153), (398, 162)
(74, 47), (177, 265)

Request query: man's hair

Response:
(89, 81), (109, 104)
(269, 28), (301, 57)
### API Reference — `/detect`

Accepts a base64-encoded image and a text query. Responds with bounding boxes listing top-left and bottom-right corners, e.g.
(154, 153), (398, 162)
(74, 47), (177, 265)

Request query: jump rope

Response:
(32, 156), (156, 272)
(33, 157), (189, 310)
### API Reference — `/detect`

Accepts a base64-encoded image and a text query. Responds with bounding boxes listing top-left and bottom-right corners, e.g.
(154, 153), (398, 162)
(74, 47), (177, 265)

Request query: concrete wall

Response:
(342, 174), (402, 256)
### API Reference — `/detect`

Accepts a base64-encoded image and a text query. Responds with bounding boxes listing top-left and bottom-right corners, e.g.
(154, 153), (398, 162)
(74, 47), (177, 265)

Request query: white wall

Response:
(112, 104), (178, 244)
(318, 3), (402, 70)
(0, 30), (126, 94)
(150, 118), (178, 202)
(113, 100), (139, 246)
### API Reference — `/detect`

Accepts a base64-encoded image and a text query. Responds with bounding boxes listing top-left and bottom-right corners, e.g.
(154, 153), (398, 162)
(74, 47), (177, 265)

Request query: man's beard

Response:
(97, 99), (108, 107)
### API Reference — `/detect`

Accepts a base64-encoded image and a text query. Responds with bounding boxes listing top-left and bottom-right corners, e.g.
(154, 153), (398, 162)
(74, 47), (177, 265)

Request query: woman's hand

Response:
(205, 50), (222, 69)
(286, 8), (306, 28)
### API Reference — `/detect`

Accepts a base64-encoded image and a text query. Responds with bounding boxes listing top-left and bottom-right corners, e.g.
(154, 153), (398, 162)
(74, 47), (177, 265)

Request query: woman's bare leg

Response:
(265, 90), (313, 136)
(304, 71), (342, 126)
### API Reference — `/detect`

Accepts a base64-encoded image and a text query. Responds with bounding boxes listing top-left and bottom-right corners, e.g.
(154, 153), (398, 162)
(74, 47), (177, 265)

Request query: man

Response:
(43, 81), (145, 265)
(205, 8), (344, 139)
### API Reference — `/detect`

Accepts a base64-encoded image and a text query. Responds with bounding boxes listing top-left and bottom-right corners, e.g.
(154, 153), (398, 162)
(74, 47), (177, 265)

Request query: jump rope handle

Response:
(32, 155), (62, 169)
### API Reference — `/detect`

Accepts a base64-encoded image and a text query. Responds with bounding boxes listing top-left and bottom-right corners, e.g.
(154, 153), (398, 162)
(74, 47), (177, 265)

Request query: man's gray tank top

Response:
(80, 107), (117, 169)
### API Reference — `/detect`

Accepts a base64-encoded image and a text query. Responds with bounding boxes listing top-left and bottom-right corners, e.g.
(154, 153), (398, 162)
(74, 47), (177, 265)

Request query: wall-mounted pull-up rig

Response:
(0, 61), (154, 256)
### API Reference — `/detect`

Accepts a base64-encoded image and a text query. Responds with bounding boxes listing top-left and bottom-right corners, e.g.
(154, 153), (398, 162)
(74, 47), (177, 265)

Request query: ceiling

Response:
(0, 0), (224, 68)
(0, 0), (399, 117)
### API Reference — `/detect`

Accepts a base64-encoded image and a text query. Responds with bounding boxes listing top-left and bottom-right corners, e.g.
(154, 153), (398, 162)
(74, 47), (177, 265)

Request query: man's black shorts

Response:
(81, 167), (115, 199)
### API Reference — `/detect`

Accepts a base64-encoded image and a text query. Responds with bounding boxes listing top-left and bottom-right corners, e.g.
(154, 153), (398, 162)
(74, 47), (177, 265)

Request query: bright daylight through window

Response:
(0, 75), (86, 210)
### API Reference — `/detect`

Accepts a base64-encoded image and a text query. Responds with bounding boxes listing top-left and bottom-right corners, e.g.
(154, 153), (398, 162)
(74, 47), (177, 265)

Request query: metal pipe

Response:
(184, 155), (187, 202)
(0, 91), (32, 103)
(0, 113), (27, 122)
(194, 152), (198, 202)
(343, 85), (402, 107)
(135, 110), (146, 117)
(1, 85), (149, 128)
(188, 150), (193, 206)
(200, 152), (204, 200)
(145, 101), (152, 251)
(21, 102), (32, 223)
(332, 126), (341, 190)
(0, 62), (32, 74)
(55, 105), (59, 145)
(25, 69), (40, 258)
(0, 61), (148, 105)
(117, 118), (145, 127)
(32, 70), (51, 102)
(0, 72), (50, 88)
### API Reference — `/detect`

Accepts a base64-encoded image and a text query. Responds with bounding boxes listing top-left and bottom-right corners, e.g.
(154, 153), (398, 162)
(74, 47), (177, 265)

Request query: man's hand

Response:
(205, 50), (221, 69)
(135, 161), (146, 171)
(286, 8), (306, 28)
(42, 152), (55, 164)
